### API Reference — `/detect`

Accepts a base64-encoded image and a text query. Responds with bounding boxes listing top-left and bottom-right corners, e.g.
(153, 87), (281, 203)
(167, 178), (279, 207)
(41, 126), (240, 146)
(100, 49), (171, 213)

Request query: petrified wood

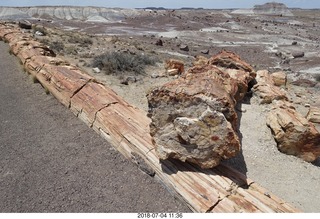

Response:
(147, 51), (256, 169)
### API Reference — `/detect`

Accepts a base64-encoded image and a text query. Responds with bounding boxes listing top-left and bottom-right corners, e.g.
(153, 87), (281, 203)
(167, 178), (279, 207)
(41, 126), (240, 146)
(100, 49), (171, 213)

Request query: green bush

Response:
(92, 52), (157, 75)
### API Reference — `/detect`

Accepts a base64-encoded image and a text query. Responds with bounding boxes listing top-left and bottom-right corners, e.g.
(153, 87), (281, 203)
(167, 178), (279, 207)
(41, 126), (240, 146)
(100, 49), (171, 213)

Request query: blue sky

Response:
(0, 0), (319, 9)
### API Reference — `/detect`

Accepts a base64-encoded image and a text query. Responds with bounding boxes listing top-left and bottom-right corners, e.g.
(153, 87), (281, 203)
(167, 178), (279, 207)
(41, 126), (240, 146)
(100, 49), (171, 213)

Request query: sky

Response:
(0, 0), (319, 9)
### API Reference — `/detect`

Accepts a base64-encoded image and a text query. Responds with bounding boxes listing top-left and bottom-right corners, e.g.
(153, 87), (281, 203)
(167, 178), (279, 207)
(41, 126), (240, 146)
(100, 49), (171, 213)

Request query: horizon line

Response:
(1, 5), (319, 10)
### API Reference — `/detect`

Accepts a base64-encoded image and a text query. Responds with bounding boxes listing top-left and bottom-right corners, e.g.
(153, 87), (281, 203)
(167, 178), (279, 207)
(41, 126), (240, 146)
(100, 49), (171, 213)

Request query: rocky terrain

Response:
(1, 2), (320, 212)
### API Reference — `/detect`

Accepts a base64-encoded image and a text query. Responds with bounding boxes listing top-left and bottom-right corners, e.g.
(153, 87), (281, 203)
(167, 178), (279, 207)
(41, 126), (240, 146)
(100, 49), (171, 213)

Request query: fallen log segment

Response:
(253, 70), (288, 104)
(253, 69), (320, 162)
(0, 23), (300, 213)
(147, 51), (256, 169)
(267, 101), (320, 162)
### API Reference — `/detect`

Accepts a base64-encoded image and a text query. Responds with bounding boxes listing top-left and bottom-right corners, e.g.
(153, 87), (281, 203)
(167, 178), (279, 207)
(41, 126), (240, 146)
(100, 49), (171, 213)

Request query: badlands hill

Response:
(0, 6), (139, 22)
(253, 2), (294, 16)
(0, 2), (294, 23)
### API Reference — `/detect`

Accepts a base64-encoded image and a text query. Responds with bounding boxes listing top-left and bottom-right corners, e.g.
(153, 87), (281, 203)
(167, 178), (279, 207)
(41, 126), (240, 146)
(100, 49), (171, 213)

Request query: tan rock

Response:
(166, 68), (180, 76)
(147, 51), (256, 169)
(266, 101), (320, 162)
(271, 71), (287, 87)
(165, 59), (184, 75)
(253, 70), (288, 104)
(192, 55), (209, 66)
(306, 107), (320, 124)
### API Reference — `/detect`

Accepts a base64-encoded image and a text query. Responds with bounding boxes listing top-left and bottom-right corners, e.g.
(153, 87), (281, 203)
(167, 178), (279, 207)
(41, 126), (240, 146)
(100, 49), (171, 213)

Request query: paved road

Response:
(0, 42), (190, 213)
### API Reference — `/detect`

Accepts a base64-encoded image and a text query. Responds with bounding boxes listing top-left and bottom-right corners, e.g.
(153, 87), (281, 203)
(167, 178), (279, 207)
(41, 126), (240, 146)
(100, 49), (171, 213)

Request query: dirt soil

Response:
(3, 7), (320, 212)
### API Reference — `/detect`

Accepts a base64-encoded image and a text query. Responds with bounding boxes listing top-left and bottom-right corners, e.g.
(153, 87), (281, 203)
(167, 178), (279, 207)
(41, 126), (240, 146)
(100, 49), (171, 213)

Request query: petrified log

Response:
(36, 64), (94, 107)
(147, 51), (256, 169)
(306, 107), (320, 124)
(25, 55), (71, 77)
(17, 42), (56, 64)
(11, 39), (41, 56)
(266, 101), (320, 162)
(0, 28), (19, 41)
(70, 81), (123, 127)
(253, 70), (288, 104)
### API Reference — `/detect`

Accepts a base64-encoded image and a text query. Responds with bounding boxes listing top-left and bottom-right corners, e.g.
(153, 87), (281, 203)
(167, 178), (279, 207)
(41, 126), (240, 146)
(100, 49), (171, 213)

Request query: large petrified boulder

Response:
(147, 51), (256, 169)
(266, 101), (320, 162)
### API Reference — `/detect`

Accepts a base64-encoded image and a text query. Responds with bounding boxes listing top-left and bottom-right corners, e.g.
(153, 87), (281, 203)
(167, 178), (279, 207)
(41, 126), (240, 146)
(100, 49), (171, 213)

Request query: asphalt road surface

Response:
(0, 42), (190, 213)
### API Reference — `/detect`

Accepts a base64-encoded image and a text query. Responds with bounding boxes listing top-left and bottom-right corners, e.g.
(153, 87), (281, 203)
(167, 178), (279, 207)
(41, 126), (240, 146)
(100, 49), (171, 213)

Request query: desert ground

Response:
(1, 4), (320, 212)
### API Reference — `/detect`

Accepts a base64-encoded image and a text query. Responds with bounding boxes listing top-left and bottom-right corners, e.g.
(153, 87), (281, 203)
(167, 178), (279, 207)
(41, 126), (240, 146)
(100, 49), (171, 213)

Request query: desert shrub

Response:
(47, 41), (65, 54)
(65, 46), (78, 55)
(92, 52), (157, 75)
(314, 74), (320, 82)
(80, 52), (94, 58)
(68, 34), (93, 47)
(110, 36), (119, 44)
(38, 38), (49, 45)
(32, 25), (48, 36)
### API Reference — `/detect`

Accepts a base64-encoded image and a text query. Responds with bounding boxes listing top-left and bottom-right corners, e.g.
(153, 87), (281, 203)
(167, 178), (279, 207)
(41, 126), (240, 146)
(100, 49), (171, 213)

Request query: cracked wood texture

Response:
(0, 23), (300, 213)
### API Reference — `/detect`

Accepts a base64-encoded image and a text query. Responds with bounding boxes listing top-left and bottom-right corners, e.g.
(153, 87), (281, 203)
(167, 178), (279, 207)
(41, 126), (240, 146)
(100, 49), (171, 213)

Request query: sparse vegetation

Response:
(39, 38), (49, 45)
(314, 74), (320, 82)
(67, 34), (93, 47)
(65, 46), (78, 55)
(47, 41), (65, 54)
(92, 52), (158, 75)
(32, 25), (48, 36)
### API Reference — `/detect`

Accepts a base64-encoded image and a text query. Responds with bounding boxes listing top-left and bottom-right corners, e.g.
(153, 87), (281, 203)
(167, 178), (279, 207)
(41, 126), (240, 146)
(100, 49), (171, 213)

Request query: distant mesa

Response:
(253, 2), (294, 16)
(143, 7), (167, 10)
(232, 1), (293, 16)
